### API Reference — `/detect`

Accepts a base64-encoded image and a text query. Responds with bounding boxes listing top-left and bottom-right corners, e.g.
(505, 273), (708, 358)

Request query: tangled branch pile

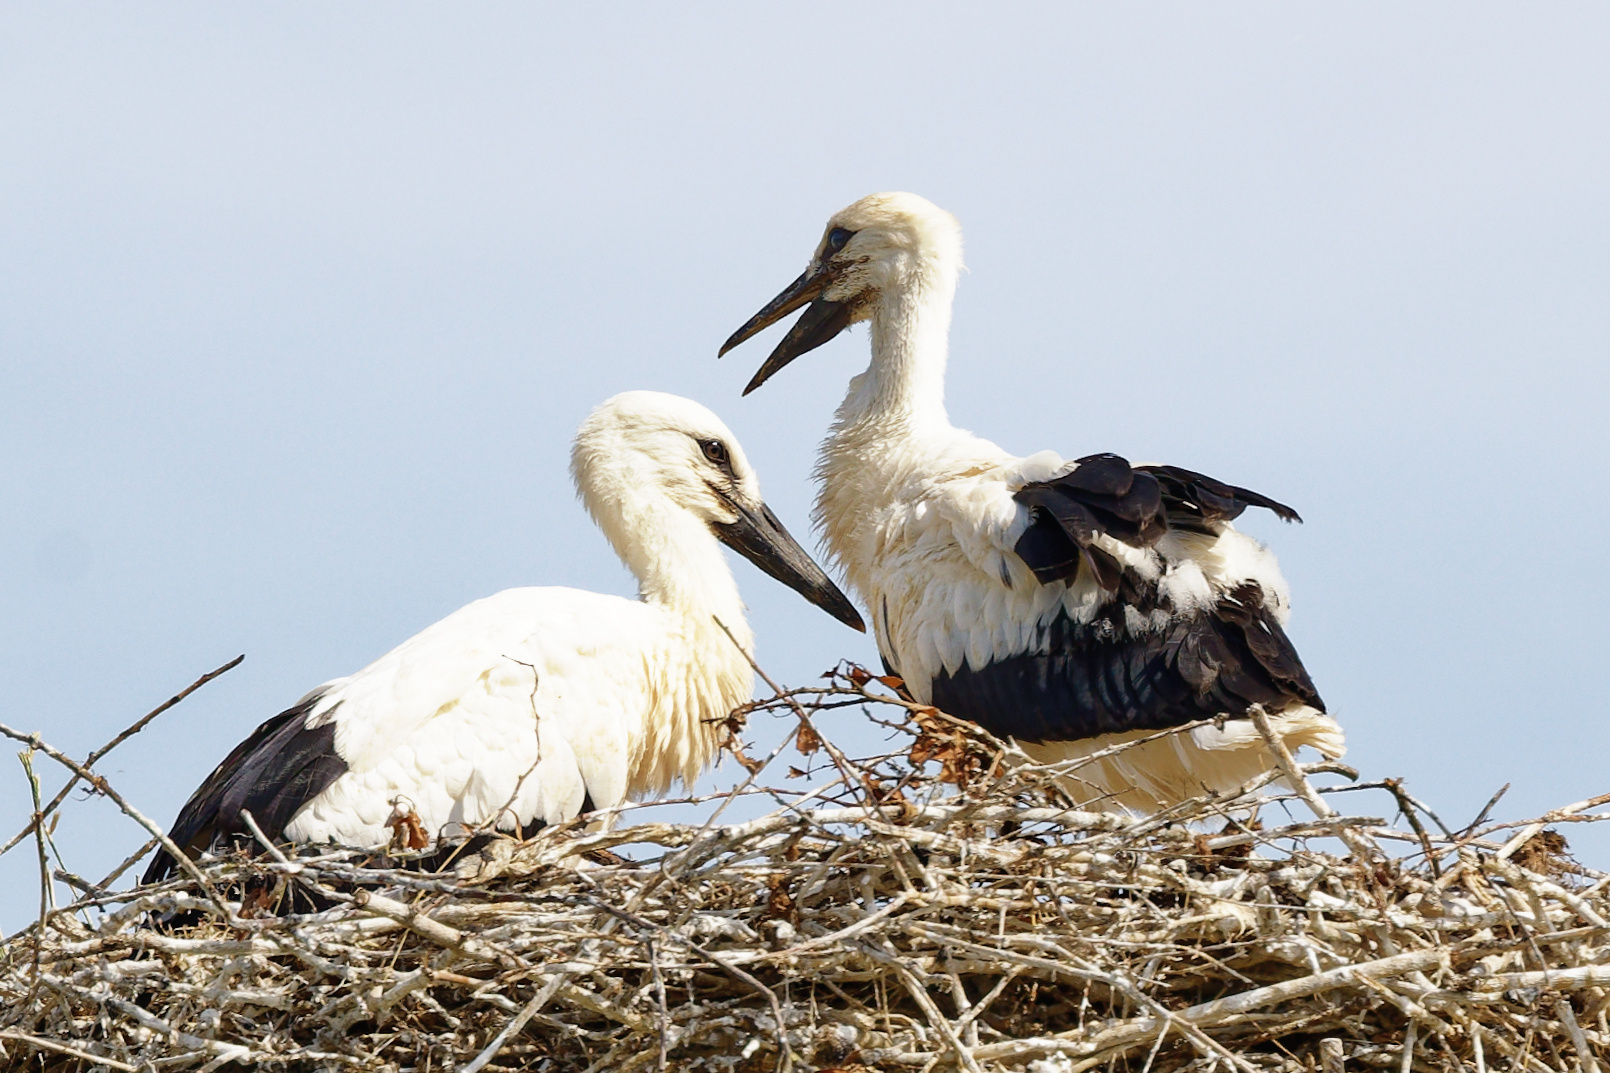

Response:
(3, 668), (1610, 1072)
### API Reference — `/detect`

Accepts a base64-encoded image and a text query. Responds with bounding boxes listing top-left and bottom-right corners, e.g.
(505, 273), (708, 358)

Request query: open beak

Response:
(714, 497), (865, 632)
(718, 265), (856, 395)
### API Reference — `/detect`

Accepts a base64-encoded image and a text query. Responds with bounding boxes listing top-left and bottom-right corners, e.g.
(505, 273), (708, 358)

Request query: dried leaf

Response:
(859, 772), (917, 821)
(238, 876), (279, 918)
(765, 873), (795, 921)
(1513, 828), (1570, 877)
(720, 706), (751, 737)
(795, 720), (823, 756)
(719, 723), (764, 775)
(404, 813), (429, 850)
(906, 705), (988, 791)
(386, 803), (431, 852)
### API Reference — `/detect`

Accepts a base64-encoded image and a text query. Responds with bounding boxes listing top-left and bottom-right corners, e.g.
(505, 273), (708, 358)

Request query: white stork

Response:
(720, 192), (1343, 811)
(143, 391), (863, 881)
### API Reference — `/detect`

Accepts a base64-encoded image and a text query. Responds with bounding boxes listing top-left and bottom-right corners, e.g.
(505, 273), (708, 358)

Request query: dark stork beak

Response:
(718, 264), (857, 395)
(714, 497), (865, 632)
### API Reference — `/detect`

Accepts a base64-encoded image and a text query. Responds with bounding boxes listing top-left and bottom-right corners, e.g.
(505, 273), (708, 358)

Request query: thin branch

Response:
(0, 655), (243, 863)
(0, 723), (235, 922)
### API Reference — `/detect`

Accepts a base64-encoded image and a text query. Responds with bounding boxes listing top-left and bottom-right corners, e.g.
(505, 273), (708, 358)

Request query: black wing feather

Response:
(142, 691), (347, 883)
(1012, 454), (1299, 587)
(930, 582), (1323, 744)
(1134, 464), (1302, 532)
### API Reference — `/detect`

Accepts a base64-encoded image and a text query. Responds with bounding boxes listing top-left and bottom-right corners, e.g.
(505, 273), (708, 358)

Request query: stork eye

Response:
(700, 439), (730, 467)
(825, 227), (853, 253)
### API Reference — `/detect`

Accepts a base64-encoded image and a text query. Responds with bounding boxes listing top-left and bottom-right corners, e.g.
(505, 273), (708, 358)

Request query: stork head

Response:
(719, 192), (963, 394)
(572, 391), (864, 631)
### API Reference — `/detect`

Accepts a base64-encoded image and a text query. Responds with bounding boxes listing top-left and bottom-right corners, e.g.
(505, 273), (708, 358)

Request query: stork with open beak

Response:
(721, 193), (1342, 811)
(144, 391), (863, 881)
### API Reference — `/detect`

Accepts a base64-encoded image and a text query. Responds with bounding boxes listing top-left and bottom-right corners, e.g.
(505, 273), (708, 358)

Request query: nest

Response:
(3, 665), (1610, 1072)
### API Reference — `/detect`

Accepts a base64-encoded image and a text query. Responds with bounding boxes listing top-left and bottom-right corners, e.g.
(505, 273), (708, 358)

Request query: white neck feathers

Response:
(834, 259), (958, 436)
(600, 500), (754, 651)
(590, 492), (753, 795)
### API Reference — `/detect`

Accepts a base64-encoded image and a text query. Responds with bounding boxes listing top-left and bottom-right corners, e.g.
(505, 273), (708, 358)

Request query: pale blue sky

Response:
(2, 5), (1607, 926)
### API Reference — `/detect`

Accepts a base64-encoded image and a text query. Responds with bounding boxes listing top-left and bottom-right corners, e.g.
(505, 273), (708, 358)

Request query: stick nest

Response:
(4, 669), (1610, 1073)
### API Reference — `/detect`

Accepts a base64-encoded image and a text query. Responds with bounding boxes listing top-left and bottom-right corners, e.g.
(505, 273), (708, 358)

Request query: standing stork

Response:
(143, 391), (863, 882)
(720, 193), (1342, 811)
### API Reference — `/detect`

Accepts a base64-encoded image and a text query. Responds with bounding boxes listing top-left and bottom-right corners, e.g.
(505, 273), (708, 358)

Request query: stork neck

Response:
(617, 508), (755, 651)
(839, 268), (955, 433)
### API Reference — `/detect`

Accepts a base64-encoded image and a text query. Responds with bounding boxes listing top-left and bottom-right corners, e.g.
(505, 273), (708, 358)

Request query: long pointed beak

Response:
(718, 266), (855, 395)
(714, 499), (865, 632)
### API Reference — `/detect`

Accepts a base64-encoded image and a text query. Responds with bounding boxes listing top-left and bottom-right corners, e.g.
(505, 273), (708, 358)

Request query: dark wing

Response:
(1134, 465), (1301, 534)
(1012, 455), (1299, 587)
(1011, 454), (1165, 588)
(142, 690), (347, 883)
(967, 454), (1314, 742)
(930, 583), (1323, 744)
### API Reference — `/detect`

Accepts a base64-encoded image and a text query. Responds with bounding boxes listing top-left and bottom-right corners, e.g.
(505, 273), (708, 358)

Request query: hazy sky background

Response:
(1, 5), (1606, 927)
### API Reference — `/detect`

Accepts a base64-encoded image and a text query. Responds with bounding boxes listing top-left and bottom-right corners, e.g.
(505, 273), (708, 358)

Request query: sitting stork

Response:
(720, 193), (1343, 811)
(144, 391), (863, 881)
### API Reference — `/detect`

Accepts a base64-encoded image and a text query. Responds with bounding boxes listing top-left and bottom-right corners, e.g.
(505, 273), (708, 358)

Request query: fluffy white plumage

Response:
(723, 193), (1344, 811)
(285, 583), (721, 846)
(146, 391), (860, 878)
